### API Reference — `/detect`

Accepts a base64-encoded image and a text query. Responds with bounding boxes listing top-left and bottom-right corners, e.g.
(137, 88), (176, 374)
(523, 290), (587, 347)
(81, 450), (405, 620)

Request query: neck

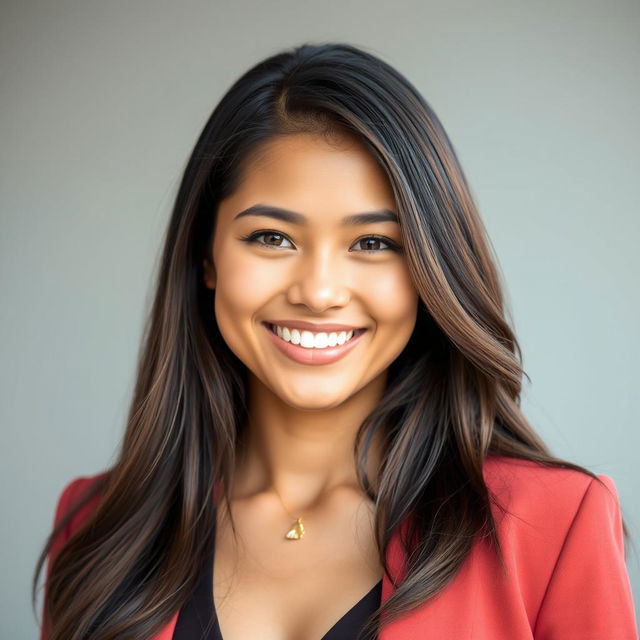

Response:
(230, 371), (386, 512)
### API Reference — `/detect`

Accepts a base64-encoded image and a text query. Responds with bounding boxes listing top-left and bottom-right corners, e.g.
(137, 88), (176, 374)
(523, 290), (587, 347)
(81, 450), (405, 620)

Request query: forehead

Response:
(217, 133), (397, 225)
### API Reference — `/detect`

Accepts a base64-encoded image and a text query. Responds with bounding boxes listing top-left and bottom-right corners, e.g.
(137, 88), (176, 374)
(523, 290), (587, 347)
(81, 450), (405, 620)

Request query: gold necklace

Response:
(272, 487), (305, 540)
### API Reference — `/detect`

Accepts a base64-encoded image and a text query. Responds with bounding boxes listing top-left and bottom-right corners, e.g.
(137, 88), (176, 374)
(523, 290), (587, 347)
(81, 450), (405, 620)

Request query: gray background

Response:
(1, 0), (638, 637)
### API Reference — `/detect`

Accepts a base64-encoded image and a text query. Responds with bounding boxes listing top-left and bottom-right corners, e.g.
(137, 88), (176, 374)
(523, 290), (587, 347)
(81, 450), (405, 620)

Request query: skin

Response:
(201, 131), (419, 639)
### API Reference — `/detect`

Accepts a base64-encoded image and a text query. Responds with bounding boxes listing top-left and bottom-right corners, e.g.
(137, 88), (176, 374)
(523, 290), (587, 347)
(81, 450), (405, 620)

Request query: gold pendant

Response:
(285, 517), (305, 540)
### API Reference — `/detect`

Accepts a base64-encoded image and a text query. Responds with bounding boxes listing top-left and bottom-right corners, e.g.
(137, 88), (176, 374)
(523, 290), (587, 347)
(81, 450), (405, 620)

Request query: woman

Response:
(34, 42), (638, 640)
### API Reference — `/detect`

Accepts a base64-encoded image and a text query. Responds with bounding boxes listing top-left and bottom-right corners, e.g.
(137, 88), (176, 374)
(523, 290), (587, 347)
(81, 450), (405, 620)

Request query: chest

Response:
(212, 494), (383, 640)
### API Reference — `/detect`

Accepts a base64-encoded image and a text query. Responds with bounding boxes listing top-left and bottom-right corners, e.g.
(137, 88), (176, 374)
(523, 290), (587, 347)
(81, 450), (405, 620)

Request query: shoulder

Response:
(51, 471), (109, 542)
(481, 454), (624, 573)
(482, 453), (619, 526)
(480, 457), (636, 634)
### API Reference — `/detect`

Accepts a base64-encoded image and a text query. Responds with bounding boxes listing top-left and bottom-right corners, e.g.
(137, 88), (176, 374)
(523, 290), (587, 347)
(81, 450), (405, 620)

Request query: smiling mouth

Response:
(261, 321), (368, 366)
(265, 322), (367, 349)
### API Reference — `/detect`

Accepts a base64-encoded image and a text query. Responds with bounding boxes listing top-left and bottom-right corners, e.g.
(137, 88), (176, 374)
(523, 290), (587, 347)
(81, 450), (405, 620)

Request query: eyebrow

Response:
(233, 204), (399, 226)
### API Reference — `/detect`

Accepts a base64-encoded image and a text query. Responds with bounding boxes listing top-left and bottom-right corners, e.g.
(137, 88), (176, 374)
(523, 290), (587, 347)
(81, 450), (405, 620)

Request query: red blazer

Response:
(41, 455), (638, 639)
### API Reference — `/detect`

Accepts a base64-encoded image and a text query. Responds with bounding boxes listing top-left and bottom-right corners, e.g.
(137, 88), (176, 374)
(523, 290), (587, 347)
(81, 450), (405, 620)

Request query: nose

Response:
(286, 245), (351, 312)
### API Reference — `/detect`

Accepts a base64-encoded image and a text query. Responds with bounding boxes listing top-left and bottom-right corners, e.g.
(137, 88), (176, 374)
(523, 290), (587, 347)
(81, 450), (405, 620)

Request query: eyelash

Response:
(239, 230), (401, 253)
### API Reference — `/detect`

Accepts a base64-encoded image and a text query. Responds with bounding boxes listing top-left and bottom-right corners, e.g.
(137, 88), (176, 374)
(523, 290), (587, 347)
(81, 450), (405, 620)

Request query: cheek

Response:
(362, 265), (418, 332)
(210, 248), (275, 359)
(213, 247), (275, 317)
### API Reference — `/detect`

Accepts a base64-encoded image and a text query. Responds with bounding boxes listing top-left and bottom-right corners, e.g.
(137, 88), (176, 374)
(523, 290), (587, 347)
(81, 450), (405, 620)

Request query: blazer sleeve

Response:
(533, 474), (638, 639)
(40, 477), (83, 640)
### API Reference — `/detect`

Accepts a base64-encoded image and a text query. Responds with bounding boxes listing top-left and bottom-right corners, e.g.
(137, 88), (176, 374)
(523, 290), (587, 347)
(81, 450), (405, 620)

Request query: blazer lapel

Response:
(378, 515), (414, 640)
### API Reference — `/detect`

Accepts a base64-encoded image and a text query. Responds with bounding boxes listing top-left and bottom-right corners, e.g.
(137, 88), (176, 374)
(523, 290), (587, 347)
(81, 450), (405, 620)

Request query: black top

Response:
(173, 511), (382, 640)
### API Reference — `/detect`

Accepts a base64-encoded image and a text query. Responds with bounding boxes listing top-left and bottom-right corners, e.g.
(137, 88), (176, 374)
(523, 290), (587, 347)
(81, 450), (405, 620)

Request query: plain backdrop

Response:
(1, 0), (638, 636)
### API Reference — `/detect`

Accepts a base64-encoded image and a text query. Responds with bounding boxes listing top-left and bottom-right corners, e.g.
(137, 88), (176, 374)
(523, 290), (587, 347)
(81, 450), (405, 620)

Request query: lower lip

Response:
(262, 323), (367, 366)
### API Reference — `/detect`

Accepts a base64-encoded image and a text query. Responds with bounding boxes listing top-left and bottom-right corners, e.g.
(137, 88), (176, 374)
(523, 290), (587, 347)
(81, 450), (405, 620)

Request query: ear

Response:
(202, 258), (216, 290)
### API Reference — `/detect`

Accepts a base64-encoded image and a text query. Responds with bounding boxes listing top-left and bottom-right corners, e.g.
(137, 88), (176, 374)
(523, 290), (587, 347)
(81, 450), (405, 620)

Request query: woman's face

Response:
(203, 132), (419, 410)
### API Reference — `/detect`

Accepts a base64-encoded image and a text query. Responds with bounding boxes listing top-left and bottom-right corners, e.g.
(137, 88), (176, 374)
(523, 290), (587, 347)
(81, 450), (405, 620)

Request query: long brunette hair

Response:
(33, 42), (630, 640)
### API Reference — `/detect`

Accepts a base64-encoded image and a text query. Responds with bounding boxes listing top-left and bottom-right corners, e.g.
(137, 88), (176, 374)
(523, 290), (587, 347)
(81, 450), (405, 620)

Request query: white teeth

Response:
(300, 331), (317, 348)
(270, 324), (357, 349)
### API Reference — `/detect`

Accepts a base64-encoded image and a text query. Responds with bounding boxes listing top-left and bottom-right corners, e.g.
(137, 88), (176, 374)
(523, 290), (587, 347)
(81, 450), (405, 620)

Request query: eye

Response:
(350, 235), (399, 253)
(239, 230), (294, 249)
(239, 230), (401, 253)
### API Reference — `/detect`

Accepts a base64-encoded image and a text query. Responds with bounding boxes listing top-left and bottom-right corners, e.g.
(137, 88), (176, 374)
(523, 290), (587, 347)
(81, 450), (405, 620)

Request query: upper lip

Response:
(264, 320), (365, 332)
